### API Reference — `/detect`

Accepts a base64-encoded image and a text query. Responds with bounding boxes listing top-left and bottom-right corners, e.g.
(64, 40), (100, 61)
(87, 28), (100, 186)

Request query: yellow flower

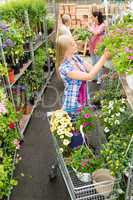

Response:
(65, 132), (73, 137)
(60, 135), (64, 139)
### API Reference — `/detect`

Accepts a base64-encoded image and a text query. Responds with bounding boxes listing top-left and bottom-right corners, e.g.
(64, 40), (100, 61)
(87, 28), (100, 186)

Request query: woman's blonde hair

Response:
(56, 35), (72, 77)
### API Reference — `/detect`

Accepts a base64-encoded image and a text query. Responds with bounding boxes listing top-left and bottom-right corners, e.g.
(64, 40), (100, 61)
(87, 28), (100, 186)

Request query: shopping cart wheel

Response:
(49, 164), (58, 181)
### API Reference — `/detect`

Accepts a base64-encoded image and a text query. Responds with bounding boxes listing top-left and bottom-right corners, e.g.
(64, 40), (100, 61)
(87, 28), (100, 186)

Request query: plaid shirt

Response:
(59, 55), (85, 112)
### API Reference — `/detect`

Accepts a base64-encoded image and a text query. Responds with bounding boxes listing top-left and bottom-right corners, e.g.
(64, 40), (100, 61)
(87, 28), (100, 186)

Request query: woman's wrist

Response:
(100, 54), (107, 64)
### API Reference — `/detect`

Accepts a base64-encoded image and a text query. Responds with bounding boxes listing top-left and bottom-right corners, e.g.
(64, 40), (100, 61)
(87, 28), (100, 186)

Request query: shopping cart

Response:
(47, 111), (121, 200)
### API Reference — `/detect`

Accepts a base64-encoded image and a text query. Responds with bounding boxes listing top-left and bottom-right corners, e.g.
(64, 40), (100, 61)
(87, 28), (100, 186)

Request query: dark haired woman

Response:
(89, 11), (105, 84)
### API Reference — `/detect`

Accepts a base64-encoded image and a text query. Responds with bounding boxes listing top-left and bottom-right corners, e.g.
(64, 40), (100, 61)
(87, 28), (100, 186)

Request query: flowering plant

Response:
(0, 88), (20, 198)
(100, 98), (127, 136)
(69, 145), (101, 174)
(97, 14), (133, 74)
(76, 107), (95, 134)
(50, 110), (73, 154)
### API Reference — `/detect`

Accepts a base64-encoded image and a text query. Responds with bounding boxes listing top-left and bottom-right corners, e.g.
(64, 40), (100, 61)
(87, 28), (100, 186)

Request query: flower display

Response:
(69, 145), (101, 174)
(76, 107), (95, 134)
(100, 98), (127, 136)
(97, 14), (133, 74)
(50, 110), (73, 153)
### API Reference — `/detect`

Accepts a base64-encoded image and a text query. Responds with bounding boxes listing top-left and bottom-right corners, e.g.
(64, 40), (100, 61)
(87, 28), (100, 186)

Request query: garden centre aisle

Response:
(11, 75), (70, 200)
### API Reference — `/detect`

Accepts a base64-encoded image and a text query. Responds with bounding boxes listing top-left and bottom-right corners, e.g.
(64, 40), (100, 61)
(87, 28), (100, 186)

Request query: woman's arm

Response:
(84, 62), (93, 72)
(68, 49), (110, 81)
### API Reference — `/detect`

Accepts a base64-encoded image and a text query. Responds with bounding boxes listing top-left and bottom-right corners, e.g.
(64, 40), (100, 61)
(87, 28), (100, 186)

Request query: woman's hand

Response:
(104, 48), (111, 60)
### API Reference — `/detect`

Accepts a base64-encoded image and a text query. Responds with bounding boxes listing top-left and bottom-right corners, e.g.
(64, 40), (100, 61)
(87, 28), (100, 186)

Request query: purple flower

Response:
(2, 44), (7, 49)
(0, 23), (9, 30)
(125, 48), (133, 53)
(5, 38), (14, 48)
(84, 113), (91, 119)
(128, 56), (133, 61)
(116, 28), (123, 33)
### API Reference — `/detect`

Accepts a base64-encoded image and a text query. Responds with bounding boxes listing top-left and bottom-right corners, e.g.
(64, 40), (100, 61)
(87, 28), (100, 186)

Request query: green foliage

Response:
(47, 16), (55, 33)
(76, 107), (95, 134)
(99, 98), (133, 176)
(0, 63), (8, 76)
(97, 13), (133, 74)
(73, 28), (92, 41)
(69, 145), (101, 174)
(20, 46), (47, 98)
(0, 0), (46, 24)
(0, 88), (19, 198)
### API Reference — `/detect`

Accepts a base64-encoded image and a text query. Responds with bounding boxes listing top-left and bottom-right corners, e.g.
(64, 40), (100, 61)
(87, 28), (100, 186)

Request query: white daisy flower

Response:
(104, 127), (110, 133)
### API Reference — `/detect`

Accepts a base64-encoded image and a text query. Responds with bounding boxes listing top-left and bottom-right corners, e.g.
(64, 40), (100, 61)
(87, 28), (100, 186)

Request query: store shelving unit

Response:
(0, 1), (56, 199)
(10, 60), (32, 87)
(19, 69), (55, 135)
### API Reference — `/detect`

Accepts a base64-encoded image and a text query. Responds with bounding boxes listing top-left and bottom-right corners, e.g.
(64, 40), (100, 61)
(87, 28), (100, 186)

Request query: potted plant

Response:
(47, 16), (55, 34)
(69, 145), (101, 182)
(97, 14), (133, 89)
(50, 110), (73, 155)
(76, 106), (95, 136)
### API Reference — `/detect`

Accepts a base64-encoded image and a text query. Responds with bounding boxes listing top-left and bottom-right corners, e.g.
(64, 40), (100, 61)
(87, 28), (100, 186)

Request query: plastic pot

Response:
(23, 104), (32, 115)
(8, 68), (15, 83)
(13, 63), (20, 75)
(70, 131), (83, 149)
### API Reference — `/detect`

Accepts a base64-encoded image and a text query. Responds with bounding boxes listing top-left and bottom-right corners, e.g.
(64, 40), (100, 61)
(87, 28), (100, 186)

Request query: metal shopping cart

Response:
(47, 111), (121, 200)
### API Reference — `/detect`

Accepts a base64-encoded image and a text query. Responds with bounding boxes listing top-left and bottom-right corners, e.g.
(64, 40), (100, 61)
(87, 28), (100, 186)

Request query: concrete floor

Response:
(11, 75), (70, 200)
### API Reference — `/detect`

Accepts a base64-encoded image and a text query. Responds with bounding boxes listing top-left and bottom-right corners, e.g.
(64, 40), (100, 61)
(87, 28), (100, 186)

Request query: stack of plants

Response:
(0, 0), (46, 34)
(18, 46), (47, 107)
(0, 88), (20, 199)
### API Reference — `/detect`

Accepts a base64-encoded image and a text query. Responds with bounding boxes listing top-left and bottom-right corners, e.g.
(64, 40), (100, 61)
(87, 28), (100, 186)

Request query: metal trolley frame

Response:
(47, 112), (121, 200)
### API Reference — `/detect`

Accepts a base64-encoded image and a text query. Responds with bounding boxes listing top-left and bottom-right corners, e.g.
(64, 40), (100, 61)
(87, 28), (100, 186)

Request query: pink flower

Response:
(128, 56), (133, 60)
(81, 162), (86, 167)
(84, 113), (91, 119)
(0, 103), (7, 115)
(83, 122), (89, 128)
(125, 48), (133, 53)
(83, 122), (93, 128)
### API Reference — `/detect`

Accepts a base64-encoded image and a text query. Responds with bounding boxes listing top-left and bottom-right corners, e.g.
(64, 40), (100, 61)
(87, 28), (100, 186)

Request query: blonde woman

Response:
(56, 35), (110, 113)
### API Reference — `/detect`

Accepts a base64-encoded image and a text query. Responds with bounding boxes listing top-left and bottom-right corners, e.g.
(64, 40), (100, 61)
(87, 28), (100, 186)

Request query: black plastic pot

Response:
(29, 96), (35, 105)
(24, 41), (30, 50)
(19, 58), (24, 68)
(13, 63), (20, 75)
(23, 52), (30, 64)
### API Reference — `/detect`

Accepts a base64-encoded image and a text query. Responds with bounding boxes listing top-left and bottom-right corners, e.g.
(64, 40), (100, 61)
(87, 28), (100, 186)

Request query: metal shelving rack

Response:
(0, 1), (56, 199)
(0, 9), (55, 138)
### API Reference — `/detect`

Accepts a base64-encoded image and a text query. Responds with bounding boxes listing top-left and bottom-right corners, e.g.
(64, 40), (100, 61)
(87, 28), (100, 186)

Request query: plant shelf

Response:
(120, 75), (133, 110)
(19, 69), (55, 135)
(10, 60), (32, 87)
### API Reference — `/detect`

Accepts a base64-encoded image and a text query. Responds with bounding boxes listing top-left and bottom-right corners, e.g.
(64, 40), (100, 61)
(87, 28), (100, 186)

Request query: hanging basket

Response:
(92, 169), (115, 197)
(126, 73), (133, 90)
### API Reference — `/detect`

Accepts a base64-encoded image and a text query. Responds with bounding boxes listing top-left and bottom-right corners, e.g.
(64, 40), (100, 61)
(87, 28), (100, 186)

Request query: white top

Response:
(58, 24), (72, 37)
